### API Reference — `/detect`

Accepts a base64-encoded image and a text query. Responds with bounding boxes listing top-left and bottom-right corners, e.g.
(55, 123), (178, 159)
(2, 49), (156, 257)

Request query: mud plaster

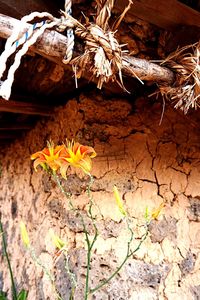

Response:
(0, 93), (200, 299)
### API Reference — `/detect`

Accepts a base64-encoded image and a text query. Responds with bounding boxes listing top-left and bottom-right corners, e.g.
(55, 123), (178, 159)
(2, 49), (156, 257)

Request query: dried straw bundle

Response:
(159, 42), (200, 113)
(71, 0), (133, 89)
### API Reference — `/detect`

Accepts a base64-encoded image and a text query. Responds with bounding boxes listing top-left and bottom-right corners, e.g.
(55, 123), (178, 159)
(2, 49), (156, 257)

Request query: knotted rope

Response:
(71, 0), (133, 89)
(0, 0), (199, 114)
(159, 42), (200, 113)
(0, 0), (132, 100)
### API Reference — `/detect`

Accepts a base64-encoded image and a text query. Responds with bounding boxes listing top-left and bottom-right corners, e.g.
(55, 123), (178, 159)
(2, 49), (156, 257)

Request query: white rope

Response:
(0, 20), (59, 100)
(0, 12), (54, 77)
(22, 11), (54, 23)
(0, 21), (47, 78)
(62, 0), (74, 64)
(0, 3), (74, 100)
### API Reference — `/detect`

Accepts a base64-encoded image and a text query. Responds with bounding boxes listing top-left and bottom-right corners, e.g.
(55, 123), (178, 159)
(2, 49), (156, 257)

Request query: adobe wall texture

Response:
(0, 92), (200, 299)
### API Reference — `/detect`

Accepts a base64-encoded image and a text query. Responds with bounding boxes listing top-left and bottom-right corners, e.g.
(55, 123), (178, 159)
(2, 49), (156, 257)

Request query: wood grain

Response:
(0, 98), (54, 115)
(0, 0), (58, 19)
(0, 13), (175, 86)
(116, 0), (200, 30)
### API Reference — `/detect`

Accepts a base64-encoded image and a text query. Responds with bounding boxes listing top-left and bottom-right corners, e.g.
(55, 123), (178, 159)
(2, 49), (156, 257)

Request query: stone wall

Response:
(0, 92), (200, 299)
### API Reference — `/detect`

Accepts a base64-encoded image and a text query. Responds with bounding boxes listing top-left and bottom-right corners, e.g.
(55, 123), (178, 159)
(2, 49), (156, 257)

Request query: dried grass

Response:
(159, 42), (200, 114)
(70, 0), (133, 89)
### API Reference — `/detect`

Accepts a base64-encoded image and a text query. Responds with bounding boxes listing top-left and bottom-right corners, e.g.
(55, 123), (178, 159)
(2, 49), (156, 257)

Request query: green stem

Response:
(89, 220), (149, 295)
(64, 254), (77, 300)
(52, 174), (73, 209)
(0, 217), (18, 300)
(53, 173), (99, 299)
(84, 244), (91, 300)
(29, 247), (54, 282)
(83, 174), (99, 300)
(52, 174), (80, 298)
(79, 213), (91, 300)
(29, 247), (63, 300)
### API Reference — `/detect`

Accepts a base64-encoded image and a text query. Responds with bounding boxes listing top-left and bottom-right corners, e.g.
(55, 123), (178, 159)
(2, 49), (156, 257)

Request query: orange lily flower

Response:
(31, 141), (65, 172)
(59, 140), (96, 178)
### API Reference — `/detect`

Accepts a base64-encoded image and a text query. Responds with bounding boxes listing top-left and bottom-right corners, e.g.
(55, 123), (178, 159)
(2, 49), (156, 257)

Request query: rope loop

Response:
(0, 0), (75, 100)
(70, 0), (133, 89)
(0, 0), (132, 100)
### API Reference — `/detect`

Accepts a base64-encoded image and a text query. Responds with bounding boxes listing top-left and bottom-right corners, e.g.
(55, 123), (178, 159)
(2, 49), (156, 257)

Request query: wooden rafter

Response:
(116, 0), (200, 30)
(0, 124), (32, 130)
(0, 132), (20, 139)
(0, 13), (175, 87)
(0, 98), (54, 115)
(0, 0), (58, 19)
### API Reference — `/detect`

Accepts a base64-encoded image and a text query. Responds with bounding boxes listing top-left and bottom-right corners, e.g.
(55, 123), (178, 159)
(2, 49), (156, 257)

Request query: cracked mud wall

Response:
(0, 92), (200, 299)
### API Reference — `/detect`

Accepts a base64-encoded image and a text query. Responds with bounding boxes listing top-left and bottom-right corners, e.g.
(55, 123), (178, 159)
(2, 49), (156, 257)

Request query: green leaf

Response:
(17, 290), (28, 300)
(0, 290), (8, 300)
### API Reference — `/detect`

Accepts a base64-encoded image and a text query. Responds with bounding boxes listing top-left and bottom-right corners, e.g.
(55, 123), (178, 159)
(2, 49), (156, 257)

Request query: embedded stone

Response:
(188, 197), (200, 221)
(149, 216), (177, 243)
(179, 251), (196, 276)
(124, 260), (170, 287)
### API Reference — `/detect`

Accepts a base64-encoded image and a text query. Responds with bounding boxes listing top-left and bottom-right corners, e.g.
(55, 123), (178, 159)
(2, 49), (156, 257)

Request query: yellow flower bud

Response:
(113, 185), (126, 216)
(151, 202), (165, 220)
(49, 229), (66, 250)
(20, 221), (30, 248)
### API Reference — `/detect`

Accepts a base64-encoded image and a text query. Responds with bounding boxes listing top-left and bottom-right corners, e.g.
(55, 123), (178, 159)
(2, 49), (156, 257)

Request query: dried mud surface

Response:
(0, 92), (200, 299)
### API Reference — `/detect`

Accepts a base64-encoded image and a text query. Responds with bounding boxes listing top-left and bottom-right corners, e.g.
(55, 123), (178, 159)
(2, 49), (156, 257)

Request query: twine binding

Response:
(159, 42), (200, 113)
(1, 0), (198, 114)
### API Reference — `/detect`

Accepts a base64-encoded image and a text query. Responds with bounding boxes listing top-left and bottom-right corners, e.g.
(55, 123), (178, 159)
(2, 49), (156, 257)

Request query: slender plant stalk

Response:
(89, 220), (149, 295)
(64, 254), (77, 300)
(82, 214), (98, 300)
(29, 247), (54, 282)
(52, 174), (71, 199)
(29, 247), (62, 300)
(0, 217), (18, 300)
(52, 174), (79, 298)
(52, 173), (149, 299)
(83, 174), (99, 300)
(53, 173), (98, 300)
(84, 237), (91, 300)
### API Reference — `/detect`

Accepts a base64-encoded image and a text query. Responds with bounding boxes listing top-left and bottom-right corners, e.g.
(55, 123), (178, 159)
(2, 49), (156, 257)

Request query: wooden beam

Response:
(0, 13), (175, 86)
(0, 124), (32, 130)
(122, 56), (174, 84)
(0, 132), (19, 139)
(0, 98), (54, 115)
(0, 0), (58, 19)
(115, 0), (200, 30)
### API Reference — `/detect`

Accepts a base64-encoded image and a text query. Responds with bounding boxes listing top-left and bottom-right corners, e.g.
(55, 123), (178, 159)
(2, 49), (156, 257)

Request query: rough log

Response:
(0, 13), (175, 86)
(122, 56), (175, 84)
(0, 98), (54, 115)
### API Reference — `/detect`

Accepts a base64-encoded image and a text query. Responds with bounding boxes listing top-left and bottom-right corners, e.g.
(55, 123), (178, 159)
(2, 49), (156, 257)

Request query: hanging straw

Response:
(159, 42), (200, 113)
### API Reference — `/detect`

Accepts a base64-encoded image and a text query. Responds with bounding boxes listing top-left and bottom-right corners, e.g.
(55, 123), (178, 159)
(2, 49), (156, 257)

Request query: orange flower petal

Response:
(79, 156), (92, 174)
(60, 162), (70, 179)
(33, 158), (46, 171)
(30, 151), (45, 160)
(31, 140), (96, 177)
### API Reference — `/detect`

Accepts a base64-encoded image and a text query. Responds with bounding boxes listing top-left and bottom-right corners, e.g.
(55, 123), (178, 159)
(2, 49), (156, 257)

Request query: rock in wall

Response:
(0, 92), (200, 299)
